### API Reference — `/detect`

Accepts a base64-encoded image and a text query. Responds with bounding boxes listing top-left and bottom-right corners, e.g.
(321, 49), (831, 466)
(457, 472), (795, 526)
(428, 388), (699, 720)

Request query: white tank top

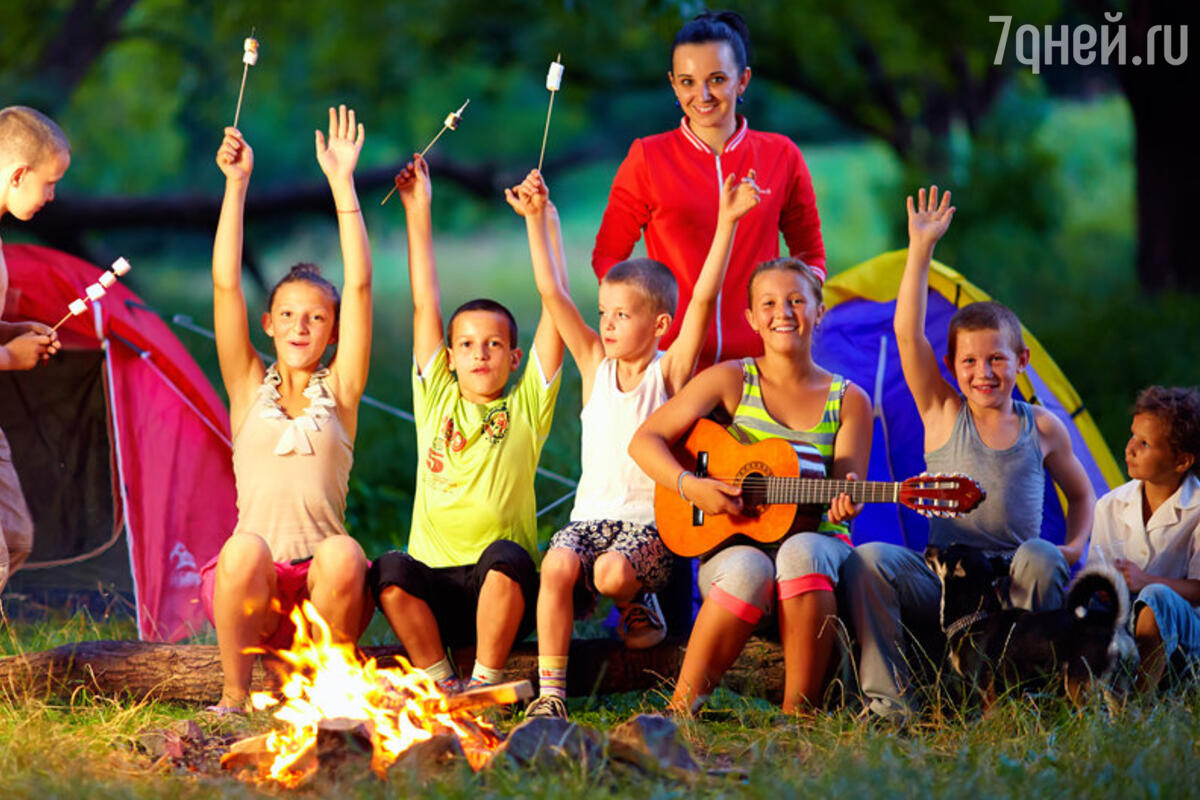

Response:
(570, 356), (668, 525)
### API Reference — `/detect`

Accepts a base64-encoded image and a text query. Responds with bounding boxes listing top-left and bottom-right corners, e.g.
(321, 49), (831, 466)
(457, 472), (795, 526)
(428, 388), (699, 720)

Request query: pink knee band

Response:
(709, 585), (765, 625)
(835, 533), (853, 547)
(777, 574), (834, 600)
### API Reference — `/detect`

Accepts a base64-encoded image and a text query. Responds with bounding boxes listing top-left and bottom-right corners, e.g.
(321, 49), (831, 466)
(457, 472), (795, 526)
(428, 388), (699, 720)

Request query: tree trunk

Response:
(0, 637), (788, 705)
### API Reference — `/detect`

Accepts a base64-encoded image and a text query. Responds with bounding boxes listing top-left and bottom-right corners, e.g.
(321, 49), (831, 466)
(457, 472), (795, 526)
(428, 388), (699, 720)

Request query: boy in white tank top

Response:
(520, 168), (762, 718)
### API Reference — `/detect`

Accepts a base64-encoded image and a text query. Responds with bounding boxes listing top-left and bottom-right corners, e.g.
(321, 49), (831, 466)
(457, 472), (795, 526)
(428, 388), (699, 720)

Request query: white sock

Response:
(470, 661), (504, 686)
(423, 657), (455, 683)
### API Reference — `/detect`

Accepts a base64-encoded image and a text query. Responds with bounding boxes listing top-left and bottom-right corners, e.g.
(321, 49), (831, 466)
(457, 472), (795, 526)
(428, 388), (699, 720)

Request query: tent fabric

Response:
(814, 250), (1121, 552)
(2, 243), (237, 641)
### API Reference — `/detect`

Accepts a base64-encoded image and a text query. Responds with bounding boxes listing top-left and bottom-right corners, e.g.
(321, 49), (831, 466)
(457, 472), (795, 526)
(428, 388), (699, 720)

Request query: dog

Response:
(925, 544), (1135, 704)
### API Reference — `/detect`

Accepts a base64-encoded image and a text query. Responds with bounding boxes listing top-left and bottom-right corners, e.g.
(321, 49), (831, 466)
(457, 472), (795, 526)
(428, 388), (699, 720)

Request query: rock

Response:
(608, 714), (700, 774)
(485, 718), (605, 770)
(387, 733), (466, 782)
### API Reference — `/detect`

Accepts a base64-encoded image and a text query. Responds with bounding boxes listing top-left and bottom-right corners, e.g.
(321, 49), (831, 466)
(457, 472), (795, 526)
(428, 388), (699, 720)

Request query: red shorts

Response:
(199, 555), (313, 651)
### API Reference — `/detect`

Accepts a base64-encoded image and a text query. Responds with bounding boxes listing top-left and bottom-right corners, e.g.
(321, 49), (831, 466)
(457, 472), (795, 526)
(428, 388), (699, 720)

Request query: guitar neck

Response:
(761, 478), (901, 505)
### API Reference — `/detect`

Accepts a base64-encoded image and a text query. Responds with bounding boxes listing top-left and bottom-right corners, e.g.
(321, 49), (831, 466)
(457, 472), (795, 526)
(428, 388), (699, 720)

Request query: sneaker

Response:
(617, 592), (667, 649)
(525, 694), (568, 720)
(435, 675), (463, 696)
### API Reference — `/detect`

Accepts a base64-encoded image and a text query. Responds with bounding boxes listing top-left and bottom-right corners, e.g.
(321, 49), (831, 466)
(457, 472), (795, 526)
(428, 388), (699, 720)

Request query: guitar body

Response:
(655, 419), (823, 557)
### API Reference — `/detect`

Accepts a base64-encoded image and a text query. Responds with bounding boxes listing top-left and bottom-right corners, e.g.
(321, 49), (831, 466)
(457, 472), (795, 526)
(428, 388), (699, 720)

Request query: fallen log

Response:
(0, 637), (788, 705)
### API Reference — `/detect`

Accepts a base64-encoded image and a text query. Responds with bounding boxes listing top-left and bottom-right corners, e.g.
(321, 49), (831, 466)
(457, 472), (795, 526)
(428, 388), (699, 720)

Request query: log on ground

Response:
(0, 637), (787, 704)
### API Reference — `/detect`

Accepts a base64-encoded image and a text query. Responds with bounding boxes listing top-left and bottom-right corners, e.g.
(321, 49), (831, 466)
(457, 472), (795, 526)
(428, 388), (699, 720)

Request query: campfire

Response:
(220, 601), (529, 787)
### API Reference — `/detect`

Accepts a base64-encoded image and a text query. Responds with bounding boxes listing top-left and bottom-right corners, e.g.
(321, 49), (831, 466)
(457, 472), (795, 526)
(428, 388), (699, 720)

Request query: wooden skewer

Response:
(382, 99), (470, 205)
(50, 311), (75, 333)
(232, 27), (256, 129)
(537, 54), (562, 174)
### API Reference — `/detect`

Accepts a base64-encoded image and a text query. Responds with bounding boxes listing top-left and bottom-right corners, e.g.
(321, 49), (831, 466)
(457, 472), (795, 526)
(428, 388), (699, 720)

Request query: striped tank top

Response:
(729, 358), (850, 538)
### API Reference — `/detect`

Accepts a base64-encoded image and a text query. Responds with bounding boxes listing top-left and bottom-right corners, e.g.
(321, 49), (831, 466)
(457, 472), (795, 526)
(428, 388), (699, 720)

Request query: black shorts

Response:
(367, 539), (538, 648)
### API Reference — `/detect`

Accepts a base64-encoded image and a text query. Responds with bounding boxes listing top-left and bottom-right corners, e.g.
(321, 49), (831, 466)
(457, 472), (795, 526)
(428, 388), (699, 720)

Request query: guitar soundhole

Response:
(736, 465), (770, 517)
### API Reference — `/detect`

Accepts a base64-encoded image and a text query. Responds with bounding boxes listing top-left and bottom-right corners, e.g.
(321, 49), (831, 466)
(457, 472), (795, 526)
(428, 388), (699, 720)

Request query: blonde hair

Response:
(602, 257), (678, 316)
(0, 106), (69, 166)
(746, 258), (823, 306)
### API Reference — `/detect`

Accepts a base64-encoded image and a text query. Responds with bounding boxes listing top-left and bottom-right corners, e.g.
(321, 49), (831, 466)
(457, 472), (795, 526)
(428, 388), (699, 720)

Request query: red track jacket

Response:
(592, 117), (825, 367)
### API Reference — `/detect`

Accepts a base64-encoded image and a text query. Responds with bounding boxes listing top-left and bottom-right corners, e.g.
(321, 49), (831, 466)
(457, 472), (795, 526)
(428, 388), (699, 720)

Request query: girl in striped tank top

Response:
(631, 258), (871, 714)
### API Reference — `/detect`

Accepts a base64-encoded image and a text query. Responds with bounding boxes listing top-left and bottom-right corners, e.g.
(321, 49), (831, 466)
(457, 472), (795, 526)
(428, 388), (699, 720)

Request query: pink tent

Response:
(1, 243), (236, 641)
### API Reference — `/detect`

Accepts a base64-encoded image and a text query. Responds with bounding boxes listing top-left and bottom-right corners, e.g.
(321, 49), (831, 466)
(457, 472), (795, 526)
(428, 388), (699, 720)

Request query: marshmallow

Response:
(546, 60), (564, 91)
(443, 111), (461, 131)
(69, 299), (87, 315)
(243, 37), (259, 66)
(85, 283), (106, 301)
(98, 272), (117, 288)
(112, 257), (131, 276)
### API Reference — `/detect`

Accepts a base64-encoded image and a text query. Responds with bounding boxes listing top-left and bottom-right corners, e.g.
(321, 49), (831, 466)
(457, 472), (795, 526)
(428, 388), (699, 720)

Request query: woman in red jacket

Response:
(593, 10), (825, 368)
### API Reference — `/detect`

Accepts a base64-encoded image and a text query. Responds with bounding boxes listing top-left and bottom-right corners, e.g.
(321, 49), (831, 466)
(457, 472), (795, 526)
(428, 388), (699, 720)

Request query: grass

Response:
(3, 607), (1200, 799)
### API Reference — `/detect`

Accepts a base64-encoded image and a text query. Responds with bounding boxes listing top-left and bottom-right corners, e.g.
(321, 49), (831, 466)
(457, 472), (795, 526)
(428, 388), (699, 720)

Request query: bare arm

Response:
(211, 127), (264, 426)
(1037, 407), (1096, 566)
(317, 106), (372, 404)
(895, 186), (959, 438)
(628, 362), (745, 516)
(505, 171), (602, 386)
(662, 171), (760, 394)
(396, 154), (443, 370)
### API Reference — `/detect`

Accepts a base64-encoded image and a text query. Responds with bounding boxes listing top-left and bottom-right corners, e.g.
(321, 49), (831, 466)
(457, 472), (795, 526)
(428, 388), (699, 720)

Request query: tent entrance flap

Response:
(1, 350), (126, 593)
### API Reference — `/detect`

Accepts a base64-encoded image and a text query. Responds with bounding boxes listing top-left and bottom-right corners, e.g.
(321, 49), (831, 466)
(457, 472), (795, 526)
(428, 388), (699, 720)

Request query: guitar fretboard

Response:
(759, 477), (901, 505)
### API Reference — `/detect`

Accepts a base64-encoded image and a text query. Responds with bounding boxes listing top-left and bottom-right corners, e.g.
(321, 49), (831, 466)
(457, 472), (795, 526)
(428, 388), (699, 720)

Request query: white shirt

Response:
(1087, 473), (1200, 579)
(570, 355), (667, 526)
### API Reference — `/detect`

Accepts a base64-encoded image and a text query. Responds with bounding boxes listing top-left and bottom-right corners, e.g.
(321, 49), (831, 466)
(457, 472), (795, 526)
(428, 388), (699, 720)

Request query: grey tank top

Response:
(924, 400), (1043, 552)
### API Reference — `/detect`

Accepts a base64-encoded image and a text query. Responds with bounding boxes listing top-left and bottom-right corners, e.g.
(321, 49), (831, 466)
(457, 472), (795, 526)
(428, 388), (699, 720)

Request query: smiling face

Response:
(262, 280), (338, 370)
(447, 309), (521, 403)
(744, 267), (823, 353)
(3, 148), (69, 221)
(669, 41), (749, 139)
(945, 327), (1029, 410)
(597, 279), (670, 361)
(1126, 412), (1190, 487)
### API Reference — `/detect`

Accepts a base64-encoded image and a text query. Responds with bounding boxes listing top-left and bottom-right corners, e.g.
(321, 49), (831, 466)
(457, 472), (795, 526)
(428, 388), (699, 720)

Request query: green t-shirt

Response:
(407, 347), (560, 568)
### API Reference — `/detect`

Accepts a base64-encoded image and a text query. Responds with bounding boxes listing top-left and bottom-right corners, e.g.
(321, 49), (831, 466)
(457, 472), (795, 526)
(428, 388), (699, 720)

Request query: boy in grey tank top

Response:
(840, 187), (1096, 720)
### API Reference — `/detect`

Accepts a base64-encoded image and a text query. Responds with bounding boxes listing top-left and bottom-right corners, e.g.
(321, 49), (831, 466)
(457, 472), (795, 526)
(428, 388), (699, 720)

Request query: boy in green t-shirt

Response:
(369, 155), (564, 692)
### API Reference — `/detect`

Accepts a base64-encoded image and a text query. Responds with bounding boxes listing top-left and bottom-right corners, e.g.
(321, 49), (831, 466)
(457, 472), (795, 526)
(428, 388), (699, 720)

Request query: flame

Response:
(240, 601), (501, 787)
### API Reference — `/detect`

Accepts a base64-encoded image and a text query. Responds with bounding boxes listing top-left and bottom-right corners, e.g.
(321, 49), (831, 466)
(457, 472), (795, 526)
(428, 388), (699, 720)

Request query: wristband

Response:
(677, 470), (694, 499)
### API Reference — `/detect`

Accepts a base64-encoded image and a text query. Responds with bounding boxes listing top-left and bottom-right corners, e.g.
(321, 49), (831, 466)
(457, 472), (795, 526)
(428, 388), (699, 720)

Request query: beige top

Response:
(231, 365), (353, 562)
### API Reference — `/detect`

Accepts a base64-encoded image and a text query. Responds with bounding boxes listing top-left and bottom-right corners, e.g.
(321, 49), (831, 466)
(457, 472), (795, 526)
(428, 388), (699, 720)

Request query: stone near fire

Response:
(486, 718), (605, 770)
(608, 714), (700, 774)
(386, 733), (467, 782)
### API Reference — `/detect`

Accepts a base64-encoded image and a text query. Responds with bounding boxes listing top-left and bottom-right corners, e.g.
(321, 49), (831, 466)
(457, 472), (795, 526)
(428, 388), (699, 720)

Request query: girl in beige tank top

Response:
(206, 107), (375, 712)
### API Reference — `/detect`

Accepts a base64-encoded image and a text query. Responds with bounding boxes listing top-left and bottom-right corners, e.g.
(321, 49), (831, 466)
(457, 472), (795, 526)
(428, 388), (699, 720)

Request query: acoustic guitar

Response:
(654, 418), (986, 557)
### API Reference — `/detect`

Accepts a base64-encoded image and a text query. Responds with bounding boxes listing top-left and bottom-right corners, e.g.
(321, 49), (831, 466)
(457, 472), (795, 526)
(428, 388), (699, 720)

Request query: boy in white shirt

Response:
(1088, 385), (1200, 688)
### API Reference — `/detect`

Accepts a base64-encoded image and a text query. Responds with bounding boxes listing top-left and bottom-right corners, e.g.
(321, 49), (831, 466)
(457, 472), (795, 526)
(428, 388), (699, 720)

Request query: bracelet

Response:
(336, 206), (361, 214)
(677, 470), (694, 499)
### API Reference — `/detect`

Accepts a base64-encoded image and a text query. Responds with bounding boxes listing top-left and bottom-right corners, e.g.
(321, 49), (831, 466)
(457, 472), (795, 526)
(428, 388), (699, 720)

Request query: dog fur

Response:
(925, 544), (1135, 703)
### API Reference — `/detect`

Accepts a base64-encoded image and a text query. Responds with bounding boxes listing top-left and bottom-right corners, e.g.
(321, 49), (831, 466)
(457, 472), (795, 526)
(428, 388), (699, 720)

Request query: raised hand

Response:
(907, 185), (955, 250)
(394, 153), (432, 211)
(216, 127), (254, 184)
(315, 105), (364, 183)
(719, 169), (762, 224)
(504, 169), (549, 217)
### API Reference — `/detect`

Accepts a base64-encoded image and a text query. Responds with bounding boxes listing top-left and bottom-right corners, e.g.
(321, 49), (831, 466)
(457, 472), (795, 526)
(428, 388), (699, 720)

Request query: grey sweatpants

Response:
(839, 538), (1069, 718)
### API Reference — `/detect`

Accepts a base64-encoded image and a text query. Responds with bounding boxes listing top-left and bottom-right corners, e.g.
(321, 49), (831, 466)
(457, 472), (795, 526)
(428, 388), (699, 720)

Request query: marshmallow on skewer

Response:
(99, 272), (117, 288)
(537, 54), (564, 173)
(85, 283), (106, 301)
(111, 256), (131, 276)
(68, 299), (87, 316)
(381, 99), (471, 205)
(546, 59), (564, 91)
(243, 36), (259, 65)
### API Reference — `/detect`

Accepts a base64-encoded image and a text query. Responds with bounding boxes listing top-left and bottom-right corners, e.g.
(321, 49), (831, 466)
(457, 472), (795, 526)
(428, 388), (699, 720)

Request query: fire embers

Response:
(221, 601), (504, 787)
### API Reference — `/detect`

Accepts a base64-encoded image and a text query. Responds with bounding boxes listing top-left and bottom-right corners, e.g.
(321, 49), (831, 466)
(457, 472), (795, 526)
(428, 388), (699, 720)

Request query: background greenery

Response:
(3, 1), (1197, 556)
